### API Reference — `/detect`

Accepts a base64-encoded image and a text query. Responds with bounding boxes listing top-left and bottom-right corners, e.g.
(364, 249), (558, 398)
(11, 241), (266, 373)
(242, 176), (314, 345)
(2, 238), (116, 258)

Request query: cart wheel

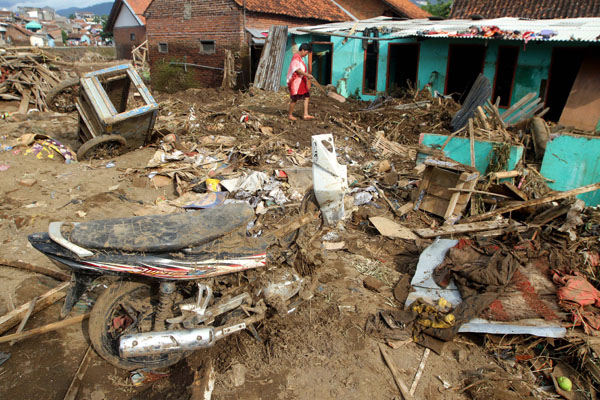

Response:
(46, 77), (80, 113)
(77, 135), (127, 161)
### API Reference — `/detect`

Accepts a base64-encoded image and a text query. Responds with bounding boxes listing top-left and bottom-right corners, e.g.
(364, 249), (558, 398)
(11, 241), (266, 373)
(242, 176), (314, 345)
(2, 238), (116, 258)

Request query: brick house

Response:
(5, 24), (32, 45)
(105, 0), (151, 59)
(450, 0), (600, 19)
(144, 0), (356, 87)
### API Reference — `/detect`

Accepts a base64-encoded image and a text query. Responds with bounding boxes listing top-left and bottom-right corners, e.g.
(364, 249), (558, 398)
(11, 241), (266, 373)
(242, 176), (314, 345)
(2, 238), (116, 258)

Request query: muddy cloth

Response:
(553, 271), (600, 333)
(425, 241), (519, 342)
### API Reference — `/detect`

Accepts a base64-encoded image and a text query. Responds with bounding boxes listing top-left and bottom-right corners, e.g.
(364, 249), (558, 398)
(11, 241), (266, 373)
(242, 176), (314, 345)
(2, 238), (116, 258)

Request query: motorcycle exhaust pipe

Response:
(119, 327), (215, 358)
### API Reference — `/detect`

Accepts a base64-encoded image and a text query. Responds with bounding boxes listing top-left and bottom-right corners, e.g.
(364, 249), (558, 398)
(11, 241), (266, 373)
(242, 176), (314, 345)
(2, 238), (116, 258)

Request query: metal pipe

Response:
(296, 28), (398, 41)
(169, 62), (243, 74)
(120, 327), (215, 357)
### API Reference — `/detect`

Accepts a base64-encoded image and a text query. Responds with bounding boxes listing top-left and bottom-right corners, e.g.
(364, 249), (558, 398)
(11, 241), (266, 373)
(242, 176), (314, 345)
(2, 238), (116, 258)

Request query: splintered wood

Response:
(372, 132), (417, 160)
(0, 48), (71, 112)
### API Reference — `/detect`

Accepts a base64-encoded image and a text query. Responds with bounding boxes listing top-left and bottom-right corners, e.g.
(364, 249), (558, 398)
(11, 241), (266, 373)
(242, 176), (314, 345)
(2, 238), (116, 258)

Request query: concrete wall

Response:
(540, 133), (600, 206)
(282, 33), (595, 109)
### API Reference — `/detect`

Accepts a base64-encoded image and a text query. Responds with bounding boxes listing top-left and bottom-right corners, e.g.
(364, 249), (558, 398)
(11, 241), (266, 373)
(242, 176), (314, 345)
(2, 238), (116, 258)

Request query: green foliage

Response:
(421, 0), (453, 19)
(151, 60), (198, 93)
(61, 29), (68, 45)
(100, 18), (113, 40)
(68, 13), (75, 19)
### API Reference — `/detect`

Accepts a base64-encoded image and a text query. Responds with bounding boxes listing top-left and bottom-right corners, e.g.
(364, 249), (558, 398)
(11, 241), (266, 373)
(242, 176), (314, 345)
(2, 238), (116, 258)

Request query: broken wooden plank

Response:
(447, 188), (512, 199)
(465, 182), (600, 222)
(63, 345), (94, 400)
(9, 297), (37, 346)
(0, 313), (89, 344)
(503, 182), (528, 201)
(370, 216), (418, 240)
(468, 118), (475, 167)
(372, 132), (418, 160)
(490, 170), (520, 180)
(409, 348), (430, 396)
(0, 257), (70, 281)
(190, 357), (215, 400)
(379, 343), (413, 400)
(396, 202), (414, 217)
(474, 225), (530, 238)
(501, 92), (536, 122)
(18, 89), (31, 114)
(0, 282), (69, 335)
(414, 220), (515, 238)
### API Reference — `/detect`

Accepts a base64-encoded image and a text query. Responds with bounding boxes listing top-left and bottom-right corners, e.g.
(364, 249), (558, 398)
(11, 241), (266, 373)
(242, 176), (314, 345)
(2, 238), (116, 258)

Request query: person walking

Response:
(286, 43), (314, 121)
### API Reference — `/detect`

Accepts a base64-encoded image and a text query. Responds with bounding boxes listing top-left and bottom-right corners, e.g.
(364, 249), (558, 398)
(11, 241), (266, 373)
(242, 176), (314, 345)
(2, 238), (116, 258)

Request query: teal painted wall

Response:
(418, 133), (524, 175)
(282, 33), (595, 107)
(539, 134), (600, 206)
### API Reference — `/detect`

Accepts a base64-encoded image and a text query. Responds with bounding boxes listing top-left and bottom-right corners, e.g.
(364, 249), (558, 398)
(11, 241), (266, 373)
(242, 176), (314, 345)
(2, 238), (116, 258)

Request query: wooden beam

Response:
(490, 170), (520, 180)
(18, 89), (31, 114)
(465, 182), (600, 222)
(447, 188), (512, 199)
(0, 313), (89, 344)
(414, 220), (515, 238)
(0, 282), (69, 335)
(501, 92), (536, 122)
(0, 257), (70, 281)
(379, 344), (412, 400)
(468, 118), (475, 167)
(63, 345), (94, 400)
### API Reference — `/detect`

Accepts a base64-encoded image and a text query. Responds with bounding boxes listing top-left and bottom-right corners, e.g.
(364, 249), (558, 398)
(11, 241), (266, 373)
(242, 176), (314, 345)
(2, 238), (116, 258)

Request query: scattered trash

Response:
(130, 369), (170, 386)
(0, 351), (10, 367)
(312, 134), (348, 225)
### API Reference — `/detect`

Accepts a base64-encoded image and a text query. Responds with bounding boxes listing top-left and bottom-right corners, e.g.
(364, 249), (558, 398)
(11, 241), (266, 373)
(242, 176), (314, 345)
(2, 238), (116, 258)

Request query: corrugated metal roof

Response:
(289, 16), (600, 42)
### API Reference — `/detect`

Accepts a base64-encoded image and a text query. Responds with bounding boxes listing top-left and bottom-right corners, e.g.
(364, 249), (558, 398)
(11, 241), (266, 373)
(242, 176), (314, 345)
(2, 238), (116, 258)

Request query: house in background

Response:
(5, 23), (32, 45)
(335, 0), (430, 19)
(144, 0), (429, 88)
(450, 0), (600, 19)
(25, 21), (42, 32)
(105, 0), (151, 60)
(284, 17), (600, 129)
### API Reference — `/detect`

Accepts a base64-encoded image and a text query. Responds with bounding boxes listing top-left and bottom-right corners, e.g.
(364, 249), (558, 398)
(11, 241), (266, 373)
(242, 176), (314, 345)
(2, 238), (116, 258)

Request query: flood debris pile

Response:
(0, 48), (75, 112)
(2, 65), (600, 399)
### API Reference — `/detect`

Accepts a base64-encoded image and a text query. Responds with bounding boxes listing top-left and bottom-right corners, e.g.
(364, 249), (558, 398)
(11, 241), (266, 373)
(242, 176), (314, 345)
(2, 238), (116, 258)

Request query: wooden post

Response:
(464, 182), (600, 222)
(0, 282), (69, 335)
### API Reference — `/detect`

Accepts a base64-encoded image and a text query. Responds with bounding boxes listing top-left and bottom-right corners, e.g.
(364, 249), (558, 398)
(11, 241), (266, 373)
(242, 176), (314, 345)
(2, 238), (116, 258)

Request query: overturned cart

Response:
(75, 64), (158, 160)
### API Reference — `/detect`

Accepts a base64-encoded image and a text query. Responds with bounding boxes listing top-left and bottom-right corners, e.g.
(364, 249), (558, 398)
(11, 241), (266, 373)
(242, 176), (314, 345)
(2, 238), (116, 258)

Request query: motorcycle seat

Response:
(69, 203), (255, 252)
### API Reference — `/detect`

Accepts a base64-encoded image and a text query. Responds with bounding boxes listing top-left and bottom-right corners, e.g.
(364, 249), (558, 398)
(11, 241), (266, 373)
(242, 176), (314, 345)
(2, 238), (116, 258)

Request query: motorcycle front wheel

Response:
(89, 281), (188, 370)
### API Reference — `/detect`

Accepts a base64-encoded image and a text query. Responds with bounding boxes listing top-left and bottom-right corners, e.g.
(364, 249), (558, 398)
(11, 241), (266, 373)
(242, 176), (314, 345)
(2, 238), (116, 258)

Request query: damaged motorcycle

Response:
(28, 202), (315, 370)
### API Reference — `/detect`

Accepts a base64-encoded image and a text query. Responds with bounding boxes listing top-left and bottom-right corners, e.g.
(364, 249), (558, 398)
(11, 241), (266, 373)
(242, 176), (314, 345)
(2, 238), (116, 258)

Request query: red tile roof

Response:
(383, 0), (431, 18)
(105, 0), (151, 31)
(450, 0), (600, 19)
(232, 0), (350, 22)
(127, 0), (151, 24)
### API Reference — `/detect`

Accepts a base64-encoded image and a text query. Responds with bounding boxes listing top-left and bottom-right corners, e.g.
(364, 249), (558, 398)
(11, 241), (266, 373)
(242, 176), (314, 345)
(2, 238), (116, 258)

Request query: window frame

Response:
(158, 42), (168, 54)
(199, 40), (216, 55)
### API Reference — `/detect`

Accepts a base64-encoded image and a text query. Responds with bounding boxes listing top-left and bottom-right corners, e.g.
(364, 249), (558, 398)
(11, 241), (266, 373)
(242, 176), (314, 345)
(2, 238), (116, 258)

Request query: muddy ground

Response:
(0, 63), (552, 400)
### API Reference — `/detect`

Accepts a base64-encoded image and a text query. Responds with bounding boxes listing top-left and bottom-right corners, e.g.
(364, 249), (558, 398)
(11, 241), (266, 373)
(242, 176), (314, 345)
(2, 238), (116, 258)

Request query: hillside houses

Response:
(0, 7), (109, 47)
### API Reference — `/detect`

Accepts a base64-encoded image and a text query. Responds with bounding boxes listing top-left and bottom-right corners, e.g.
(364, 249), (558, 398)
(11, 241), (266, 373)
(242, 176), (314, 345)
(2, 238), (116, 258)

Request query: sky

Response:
(0, 0), (106, 11)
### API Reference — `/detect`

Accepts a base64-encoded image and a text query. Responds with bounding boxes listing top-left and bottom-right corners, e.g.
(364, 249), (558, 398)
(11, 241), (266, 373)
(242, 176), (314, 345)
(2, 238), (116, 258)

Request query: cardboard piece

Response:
(369, 216), (418, 240)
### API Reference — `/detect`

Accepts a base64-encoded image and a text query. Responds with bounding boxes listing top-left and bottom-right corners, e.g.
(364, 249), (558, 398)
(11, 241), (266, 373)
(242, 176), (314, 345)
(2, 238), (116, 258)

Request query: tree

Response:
(61, 29), (68, 45)
(68, 13), (75, 19)
(422, 0), (453, 19)
(100, 18), (113, 41)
